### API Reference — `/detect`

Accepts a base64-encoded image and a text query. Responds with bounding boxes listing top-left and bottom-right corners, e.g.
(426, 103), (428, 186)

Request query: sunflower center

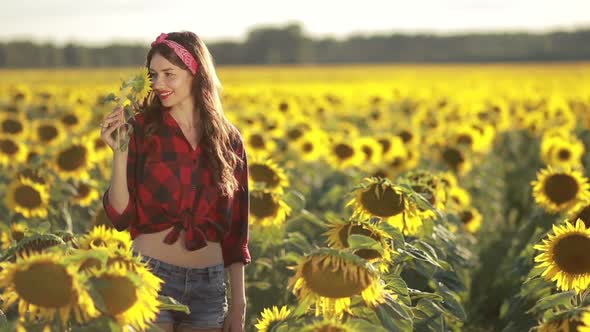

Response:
(0, 139), (18, 155)
(15, 185), (42, 208)
(62, 114), (79, 125)
(76, 183), (91, 198)
(302, 142), (313, 153)
(91, 238), (108, 248)
(553, 234), (590, 274)
(250, 135), (265, 149)
(390, 157), (402, 168)
(287, 128), (303, 140)
(39, 125), (59, 142)
(361, 146), (373, 159)
(334, 144), (354, 160)
(2, 119), (23, 134)
(301, 259), (368, 298)
(94, 137), (107, 150)
(558, 149), (571, 161)
(377, 138), (391, 154)
(398, 130), (412, 143)
(442, 147), (464, 171)
(14, 262), (74, 308)
(359, 184), (404, 217)
(95, 275), (138, 316)
(544, 174), (579, 205)
(250, 164), (280, 188)
(457, 134), (473, 146)
(459, 211), (474, 224)
(278, 102), (289, 112)
(57, 145), (88, 171)
(251, 192), (279, 219)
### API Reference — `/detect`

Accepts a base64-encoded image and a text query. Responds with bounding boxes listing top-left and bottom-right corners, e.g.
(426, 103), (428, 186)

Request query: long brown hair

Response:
(142, 31), (242, 198)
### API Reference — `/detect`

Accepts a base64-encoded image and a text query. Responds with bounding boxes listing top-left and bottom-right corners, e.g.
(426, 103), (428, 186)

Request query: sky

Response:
(1, 0), (589, 46)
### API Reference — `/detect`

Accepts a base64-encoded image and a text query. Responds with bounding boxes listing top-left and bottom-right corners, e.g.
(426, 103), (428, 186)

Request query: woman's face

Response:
(149, 53), (194, 108)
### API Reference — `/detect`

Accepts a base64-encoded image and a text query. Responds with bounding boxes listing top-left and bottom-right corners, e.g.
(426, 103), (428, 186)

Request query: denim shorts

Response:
(136, 252), (229, 329)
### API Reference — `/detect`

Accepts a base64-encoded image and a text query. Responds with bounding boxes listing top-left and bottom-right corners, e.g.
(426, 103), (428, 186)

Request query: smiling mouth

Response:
(159, 92), (173, 100)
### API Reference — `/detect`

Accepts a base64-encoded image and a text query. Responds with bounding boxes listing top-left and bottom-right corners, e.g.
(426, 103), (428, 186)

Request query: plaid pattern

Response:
(103, 111), (251, 267)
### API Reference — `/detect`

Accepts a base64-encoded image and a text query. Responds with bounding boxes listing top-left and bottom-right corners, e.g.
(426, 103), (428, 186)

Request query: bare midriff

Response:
(132, 228), (224, 268)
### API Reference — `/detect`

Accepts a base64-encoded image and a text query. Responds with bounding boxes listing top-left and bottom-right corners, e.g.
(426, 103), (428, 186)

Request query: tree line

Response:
(1, 23), (589, 68)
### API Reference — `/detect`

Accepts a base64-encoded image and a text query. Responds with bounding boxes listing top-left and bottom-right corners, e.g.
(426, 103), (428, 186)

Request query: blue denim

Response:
(136, 252), (229, 329)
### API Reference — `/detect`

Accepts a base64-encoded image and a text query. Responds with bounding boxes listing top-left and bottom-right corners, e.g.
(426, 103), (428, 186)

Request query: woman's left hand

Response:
(223, 302), (246, 332)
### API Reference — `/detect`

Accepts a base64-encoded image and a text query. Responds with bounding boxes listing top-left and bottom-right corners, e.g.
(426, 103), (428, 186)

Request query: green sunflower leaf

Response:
(526, 290), (575, 316)
(158, 295), (191, 314)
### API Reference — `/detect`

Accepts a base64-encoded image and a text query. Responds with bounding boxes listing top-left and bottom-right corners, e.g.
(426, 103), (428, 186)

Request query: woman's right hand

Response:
(100, 106), (129, 153)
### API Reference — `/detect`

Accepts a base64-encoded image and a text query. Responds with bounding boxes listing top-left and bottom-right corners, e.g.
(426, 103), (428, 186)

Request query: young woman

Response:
(100, 31), (250, 332)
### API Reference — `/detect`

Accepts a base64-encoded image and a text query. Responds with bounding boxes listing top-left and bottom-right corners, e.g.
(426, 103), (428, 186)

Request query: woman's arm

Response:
(102, 119), (140, 230)
(228, 262), (246, 305)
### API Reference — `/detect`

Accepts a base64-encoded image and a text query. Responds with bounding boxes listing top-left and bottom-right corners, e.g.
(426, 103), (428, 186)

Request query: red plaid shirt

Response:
(102, 111), (251, 267)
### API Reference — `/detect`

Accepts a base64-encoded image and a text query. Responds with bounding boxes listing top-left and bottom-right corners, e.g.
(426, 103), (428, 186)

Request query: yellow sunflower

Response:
(437, 144), (472, 175)
(11, 84), (33, 105)
(356, 136), (383, 166)
(86, 263), (161, 331)
(457, 207), (483, 233)
(5, 177), (50, 219)
(51, 139), (94, 180)
(540, 132), (585, 169)
(323, 217), (395, 272)
(288, 249), (386, 319)
(534, 219), (590, 293)
(128, 67), (152, 103)
(29, 119), (66, 147)
(284, 122), (311, 145)
(293, 130), (327, 162)
(248, 156), (290, 193)
(0, 135), (28, 167)
(255, 305), (291, 332)
(244, 130), (277, 158)
(69, 180), (100, 207)
(325, 137), (364, 170)
(531, 167), (590, 214)
(447, 186), (472, 210)
(10, 222), (28, 242)
(250, 189), (292, 227)
(85, 130), (111, 162)
(78, 225), (132, 251)
(0, 251), (98, 324)
(59, 106), (91, 134)
(400, 170), (449, 211)
(345, 177), (422, 235)
(0, 112), (28, 140)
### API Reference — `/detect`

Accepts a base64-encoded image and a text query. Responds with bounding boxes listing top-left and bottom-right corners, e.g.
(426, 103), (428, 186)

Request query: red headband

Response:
(151, 33), (198, 75)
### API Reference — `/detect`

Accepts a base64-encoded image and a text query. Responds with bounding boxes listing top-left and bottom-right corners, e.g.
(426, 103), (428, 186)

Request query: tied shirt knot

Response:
(163, 209), (215, 251)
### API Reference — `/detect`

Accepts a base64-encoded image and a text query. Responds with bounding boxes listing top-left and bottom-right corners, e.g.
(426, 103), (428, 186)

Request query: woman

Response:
(100, 31), (250, 332)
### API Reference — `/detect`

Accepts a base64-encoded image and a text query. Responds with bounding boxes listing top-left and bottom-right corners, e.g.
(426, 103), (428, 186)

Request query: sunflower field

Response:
(1, 63), (590, 331)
